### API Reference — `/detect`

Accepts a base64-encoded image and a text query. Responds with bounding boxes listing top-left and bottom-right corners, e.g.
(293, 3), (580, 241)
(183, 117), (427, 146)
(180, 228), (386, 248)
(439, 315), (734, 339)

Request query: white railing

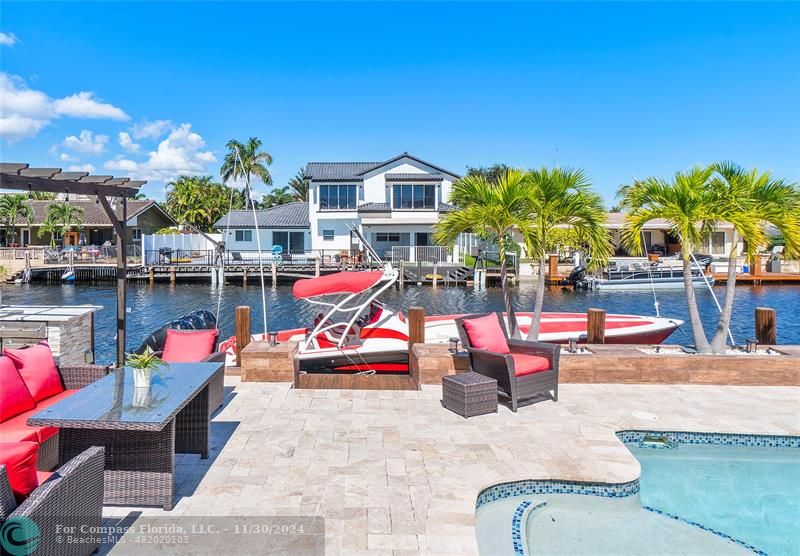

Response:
(389, 246), (452, 263)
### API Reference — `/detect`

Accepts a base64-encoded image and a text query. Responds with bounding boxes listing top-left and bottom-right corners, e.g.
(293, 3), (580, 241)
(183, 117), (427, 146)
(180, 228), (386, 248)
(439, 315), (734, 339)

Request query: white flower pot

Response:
(132, 386), (151, 408)
(132, 368), (151, 389)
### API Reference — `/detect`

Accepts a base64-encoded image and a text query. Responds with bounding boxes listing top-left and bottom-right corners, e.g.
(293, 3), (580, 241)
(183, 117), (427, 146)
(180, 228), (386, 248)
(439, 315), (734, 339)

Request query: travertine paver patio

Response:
(102, 378), (799, 554)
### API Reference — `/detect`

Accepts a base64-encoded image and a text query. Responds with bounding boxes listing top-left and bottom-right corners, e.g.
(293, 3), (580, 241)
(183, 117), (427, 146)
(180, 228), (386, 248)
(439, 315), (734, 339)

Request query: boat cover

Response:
(293, 271), (385, 299)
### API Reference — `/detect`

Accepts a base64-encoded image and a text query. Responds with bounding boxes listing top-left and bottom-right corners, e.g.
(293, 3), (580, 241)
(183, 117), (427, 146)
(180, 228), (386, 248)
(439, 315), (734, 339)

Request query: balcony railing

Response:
(389, 246), (452, 264)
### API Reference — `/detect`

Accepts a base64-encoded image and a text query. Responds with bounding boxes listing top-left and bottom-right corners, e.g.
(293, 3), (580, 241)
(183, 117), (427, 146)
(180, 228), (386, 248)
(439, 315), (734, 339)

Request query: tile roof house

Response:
(8, 199), (176, 247)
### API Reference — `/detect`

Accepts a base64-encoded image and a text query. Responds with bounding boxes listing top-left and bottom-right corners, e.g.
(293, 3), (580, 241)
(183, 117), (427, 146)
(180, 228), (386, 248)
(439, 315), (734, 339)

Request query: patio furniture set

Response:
(443, 312), (561, 416)
(0, 329), (224, 554)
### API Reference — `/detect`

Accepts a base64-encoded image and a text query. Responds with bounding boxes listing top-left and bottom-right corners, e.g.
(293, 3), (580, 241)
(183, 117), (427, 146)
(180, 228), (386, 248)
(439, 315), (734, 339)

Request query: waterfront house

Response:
(15, 198), (176, 247)
(212, 202), (311, 253)
(304, 152), (460, 259)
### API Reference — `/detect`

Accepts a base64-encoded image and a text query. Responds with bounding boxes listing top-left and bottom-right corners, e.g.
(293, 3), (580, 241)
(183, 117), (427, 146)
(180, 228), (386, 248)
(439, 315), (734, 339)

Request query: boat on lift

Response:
(567, 255), (713, 290)
(264, 264), (683, 373)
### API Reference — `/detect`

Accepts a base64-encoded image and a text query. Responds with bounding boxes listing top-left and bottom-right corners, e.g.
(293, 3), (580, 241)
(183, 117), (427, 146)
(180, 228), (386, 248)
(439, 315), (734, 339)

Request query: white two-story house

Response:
(304, 152), (461, 259)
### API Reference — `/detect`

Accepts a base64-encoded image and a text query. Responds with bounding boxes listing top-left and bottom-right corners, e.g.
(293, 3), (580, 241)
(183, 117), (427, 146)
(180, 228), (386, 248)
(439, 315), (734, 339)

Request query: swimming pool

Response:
(474, 432), (800, 555)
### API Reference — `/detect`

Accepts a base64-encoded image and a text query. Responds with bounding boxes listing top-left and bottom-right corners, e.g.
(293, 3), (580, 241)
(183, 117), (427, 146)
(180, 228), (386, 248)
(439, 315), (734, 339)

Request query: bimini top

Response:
(293, 271), (385, 299)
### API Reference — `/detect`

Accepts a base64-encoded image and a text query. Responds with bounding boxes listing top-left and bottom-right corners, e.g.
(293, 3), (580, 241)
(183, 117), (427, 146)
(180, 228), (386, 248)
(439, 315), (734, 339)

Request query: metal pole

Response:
(117, 197), (127, 367)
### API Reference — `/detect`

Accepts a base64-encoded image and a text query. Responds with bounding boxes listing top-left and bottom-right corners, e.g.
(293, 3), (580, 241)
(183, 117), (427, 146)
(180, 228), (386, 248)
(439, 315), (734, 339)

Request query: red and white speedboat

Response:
(251, 264), (683, 373)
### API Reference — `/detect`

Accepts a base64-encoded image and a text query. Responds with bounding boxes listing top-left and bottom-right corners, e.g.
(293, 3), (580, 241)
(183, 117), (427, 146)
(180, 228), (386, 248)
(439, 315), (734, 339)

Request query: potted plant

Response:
(126, 347), (167, 390)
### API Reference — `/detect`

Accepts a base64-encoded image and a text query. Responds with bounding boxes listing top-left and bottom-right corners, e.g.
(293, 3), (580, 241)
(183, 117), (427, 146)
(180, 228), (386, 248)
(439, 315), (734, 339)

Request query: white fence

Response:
(389, 246), (452, 263)
(142, 233), (220, 254)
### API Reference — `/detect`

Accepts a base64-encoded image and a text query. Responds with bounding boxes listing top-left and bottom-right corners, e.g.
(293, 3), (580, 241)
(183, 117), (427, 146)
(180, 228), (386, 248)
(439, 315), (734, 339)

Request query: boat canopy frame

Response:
(299, 264), (398, 351)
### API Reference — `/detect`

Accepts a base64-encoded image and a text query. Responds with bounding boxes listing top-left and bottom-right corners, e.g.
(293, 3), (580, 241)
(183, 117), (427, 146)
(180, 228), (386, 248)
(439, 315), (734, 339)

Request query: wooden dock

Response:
(713, 272), (800, 285)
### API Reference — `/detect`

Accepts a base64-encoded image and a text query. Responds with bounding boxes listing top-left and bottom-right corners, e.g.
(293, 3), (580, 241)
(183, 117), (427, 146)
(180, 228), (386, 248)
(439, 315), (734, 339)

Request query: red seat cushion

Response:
(511, 354), (551, 377)
(462, 314), (510, 354)
(4, 342), (64, 403)
(162, 329), (219, 363)
(0, 415), (41, 443)
(0, 441), (40, 502)
(0, 355), (36, 422)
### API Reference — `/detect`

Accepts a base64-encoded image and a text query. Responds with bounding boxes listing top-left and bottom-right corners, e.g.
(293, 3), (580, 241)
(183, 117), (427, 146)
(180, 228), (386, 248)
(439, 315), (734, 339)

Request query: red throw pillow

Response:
(0, 356), (36, 423)
(0, 441), (40, 502)
(462, 314), (510, 354)
(4, 342), (64, 403)
(162, 329), (218, 363)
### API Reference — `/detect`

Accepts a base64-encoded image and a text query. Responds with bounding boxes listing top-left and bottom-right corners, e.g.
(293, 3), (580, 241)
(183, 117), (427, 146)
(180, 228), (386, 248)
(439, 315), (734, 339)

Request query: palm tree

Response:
(260, 186), (294, 208)
(165, 175), (245, 231)
(620, 166), (722, 353)
(38, 202), (84, 247)
(434, 169), (533, 337)
(0, 194), (33, 246)
(287, 168), (308, 201)
(220, 137), (273, 207)
(705, 162), (800, 353)
(522, 167), (612, 341)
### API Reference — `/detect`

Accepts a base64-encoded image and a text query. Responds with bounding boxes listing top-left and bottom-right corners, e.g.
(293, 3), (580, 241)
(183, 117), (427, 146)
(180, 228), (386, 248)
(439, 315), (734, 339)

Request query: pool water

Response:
(628, 442), (800, 555)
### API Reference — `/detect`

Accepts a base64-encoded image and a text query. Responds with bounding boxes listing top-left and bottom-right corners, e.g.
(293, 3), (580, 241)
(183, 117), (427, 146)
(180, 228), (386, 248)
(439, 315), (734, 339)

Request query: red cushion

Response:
(0, 415), (41, 443)
(462, 314), (510, 354)
(511, 354), (551, 377)
(0, 441), (40, 502)
(0, 355), (36, 422)
(4, 342), (64, 403)
(162, 329), (219, 363)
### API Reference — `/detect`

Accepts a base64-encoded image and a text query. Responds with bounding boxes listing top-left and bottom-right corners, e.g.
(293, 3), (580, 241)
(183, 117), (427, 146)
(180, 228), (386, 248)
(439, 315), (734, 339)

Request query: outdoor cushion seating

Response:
(0, 348), (109, 471)
(0, 441), (41, 501)
(162, 328), (219, 362)
(0, 446), (105, 556)
(456, 312), (560, 412)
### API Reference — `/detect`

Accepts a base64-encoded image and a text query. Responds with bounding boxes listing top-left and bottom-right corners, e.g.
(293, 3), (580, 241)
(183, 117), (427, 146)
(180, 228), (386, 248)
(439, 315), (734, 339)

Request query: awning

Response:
(293, 271), (385, 299)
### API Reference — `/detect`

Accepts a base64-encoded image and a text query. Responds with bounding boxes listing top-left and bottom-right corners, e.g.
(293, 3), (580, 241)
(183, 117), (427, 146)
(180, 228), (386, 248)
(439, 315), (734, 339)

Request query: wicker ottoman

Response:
(442, 372), (498, 418)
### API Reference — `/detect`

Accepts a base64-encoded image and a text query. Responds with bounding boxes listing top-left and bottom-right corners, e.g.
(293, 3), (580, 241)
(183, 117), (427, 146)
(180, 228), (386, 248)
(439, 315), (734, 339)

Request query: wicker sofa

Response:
(455, 312), (560, 412)
(0, 446), (105, 556)
(0, 357), (109, 471)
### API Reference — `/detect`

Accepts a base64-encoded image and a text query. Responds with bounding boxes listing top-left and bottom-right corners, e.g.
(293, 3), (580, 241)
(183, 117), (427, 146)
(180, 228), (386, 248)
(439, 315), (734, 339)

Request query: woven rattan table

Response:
(28, 362), (224, 510)
(442, 371), (498, 418)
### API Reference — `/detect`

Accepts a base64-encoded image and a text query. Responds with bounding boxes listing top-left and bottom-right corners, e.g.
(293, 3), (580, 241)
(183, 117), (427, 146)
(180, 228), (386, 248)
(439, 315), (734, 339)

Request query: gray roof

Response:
(305, 152), (461, 182)
(20, 199), (173, 227)
(357, 203), (391, 213)
(213, 202), (309, 229)
(384, 173), (444, 181)
(438, 203), (455, 213)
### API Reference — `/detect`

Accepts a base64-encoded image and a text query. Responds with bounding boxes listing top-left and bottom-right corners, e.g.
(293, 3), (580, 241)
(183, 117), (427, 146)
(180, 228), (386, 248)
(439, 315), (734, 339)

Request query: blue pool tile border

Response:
(476, 478), (639, 509)
(616, 430), (800, 448)
(643, 506), (767, 555)
(511, 501), (546, 556)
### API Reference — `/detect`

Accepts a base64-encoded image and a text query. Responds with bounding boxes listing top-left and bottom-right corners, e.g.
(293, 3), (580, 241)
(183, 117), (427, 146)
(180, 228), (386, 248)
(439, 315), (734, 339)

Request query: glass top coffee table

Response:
(29, 362), (224, 510)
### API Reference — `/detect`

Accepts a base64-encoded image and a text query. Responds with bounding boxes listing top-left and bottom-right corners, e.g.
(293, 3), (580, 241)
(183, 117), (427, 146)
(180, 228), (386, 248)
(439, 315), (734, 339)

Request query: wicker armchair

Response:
(455, 313), (560, 412)
(35, 364), (110, 471)
(0, 446), (105, 556)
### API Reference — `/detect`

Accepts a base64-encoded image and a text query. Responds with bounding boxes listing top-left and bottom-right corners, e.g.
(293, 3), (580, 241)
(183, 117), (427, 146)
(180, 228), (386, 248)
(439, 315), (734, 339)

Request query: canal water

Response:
(1, 282), (797, 364)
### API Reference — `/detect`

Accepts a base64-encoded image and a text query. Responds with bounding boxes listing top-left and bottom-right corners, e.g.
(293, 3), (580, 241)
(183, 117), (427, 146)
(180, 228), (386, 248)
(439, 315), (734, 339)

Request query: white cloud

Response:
(139, 123), (216, 181)
(130, 119), (172, 140)
(63, 130), (109, 155)
(67, 163), (96, 173)
(118, 131), (140, 153)
(0, 33), (18, 47)
(0, 72), (129, 141)
(104, 157), (139, 172)
(53, 92), (129, 121)
(59, 152), (78, 162)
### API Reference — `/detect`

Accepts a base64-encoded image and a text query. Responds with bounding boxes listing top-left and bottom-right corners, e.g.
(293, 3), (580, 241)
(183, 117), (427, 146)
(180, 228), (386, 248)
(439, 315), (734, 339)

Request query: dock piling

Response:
(755, 307), (777, 345)
(432, 264), (438, 289)
(587, 308), (606, 344)
(271, 262), (277, 285)
(408, 306), (425, 352)
(235, 305), (251, 367)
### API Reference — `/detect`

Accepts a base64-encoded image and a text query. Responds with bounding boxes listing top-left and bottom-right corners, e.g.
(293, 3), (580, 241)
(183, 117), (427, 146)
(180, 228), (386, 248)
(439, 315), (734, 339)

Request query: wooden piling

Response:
(399, 261), (405, 290)
(169, 267), (176, 284)
(587, 308), (606, 344)
(271, 261), (277, 285)
(148, 268), (154, 285)
(755, 307), (777, 345)
(408, 307), (425, 352)
(548, 254), (559, 278)
(235, 305), (252, 367)
(242, 268), (248, 286)
(432, 264), (438, 289)
(315, 258), (320, 277)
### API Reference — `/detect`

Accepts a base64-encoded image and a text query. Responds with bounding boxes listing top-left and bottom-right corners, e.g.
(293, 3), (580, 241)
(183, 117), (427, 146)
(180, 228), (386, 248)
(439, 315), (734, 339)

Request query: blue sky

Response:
(1, 1), (798, 203)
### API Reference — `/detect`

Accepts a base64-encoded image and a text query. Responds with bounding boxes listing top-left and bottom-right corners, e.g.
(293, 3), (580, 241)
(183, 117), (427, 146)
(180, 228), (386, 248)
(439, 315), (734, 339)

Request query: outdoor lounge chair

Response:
(1, 446), (105, 556)
(455, 312), (560, 412)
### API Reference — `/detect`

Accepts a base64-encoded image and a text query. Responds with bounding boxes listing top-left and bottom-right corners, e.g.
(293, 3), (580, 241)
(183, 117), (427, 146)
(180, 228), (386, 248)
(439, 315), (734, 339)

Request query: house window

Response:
(375, 233), (401, 242)
(131, 228), (142, 241)
(273, 231), (305, 252)
(322, 229), (335, 241)
(392, 184), (435, 210)
(235, 230), (253, 242)
(711, 231), (726, 255)
(319, 184), (357, 210)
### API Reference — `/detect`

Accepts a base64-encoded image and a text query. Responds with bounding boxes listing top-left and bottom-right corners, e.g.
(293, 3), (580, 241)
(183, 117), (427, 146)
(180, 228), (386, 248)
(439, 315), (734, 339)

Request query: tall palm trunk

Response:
(710, 232), (738, 354)
(683, 256), (711, 353)
(498, 245), (520, 338)
(526, 257), (547, 341)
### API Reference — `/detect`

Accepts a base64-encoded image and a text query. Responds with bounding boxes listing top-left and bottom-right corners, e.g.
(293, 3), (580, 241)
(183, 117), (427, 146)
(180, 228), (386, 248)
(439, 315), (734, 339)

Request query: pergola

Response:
(0, 163), (146, 367)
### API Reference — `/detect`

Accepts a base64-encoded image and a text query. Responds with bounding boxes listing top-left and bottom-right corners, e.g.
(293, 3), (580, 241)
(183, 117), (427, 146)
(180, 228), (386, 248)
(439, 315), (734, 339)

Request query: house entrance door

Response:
(415, 232), (431, 246)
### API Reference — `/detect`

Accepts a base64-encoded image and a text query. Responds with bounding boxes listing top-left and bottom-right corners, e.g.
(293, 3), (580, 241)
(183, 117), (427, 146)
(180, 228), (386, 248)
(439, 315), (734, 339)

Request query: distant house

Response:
(17, 199), (176, 247)
(304, 152), (460, 258)
(213, 202), (311, 253)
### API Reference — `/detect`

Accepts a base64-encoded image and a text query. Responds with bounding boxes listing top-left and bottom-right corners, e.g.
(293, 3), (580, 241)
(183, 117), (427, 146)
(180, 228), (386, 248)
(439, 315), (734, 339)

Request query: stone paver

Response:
(102, 379), (799, 554)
